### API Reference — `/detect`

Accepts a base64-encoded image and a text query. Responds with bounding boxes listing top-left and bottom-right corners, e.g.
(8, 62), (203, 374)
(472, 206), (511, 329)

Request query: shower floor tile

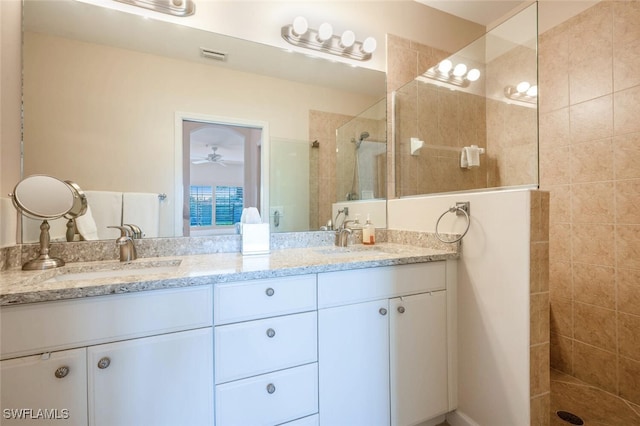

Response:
(551, 369), (640, 425)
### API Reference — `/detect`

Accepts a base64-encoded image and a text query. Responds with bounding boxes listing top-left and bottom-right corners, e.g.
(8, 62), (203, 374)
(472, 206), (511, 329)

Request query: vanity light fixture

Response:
(281, 16), (377, 61)
(113, 0), (195, 17)
(420, 59), (481, 88)
(504, 81), (538, 104)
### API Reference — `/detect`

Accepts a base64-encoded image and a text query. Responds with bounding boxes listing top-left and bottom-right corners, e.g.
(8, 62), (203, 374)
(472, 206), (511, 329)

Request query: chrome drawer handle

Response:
(266, 328), (276, 338)
(379, 308), (387, 316)
(97, 357), (111, 369)
(54, 366), (69, 378)
(265, 287), (275, 297)
(398, 306), (406, 314)
(266, 383), (276, 394)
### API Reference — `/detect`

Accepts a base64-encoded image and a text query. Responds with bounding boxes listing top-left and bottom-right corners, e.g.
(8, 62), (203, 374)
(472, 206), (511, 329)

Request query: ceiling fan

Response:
(192, 146), (227, 166)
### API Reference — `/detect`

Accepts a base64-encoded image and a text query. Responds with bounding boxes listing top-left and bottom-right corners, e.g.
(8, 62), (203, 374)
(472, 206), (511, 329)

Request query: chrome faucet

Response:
(108, 226), (138, 262)
(335, 219), (356, 247)
(123, 223), (143, 239)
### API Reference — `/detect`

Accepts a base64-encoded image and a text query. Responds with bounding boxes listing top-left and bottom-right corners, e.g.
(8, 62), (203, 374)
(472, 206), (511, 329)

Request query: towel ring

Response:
(435, 205), (470, 244)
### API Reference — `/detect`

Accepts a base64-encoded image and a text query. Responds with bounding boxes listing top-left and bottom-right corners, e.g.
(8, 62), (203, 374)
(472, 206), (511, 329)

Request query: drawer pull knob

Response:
(97, 357), (111, 369)
(266, 328), (276, 338)
(398, 306), (406, 314)
(54, 366), (69, 378)
(265, 287), (275, 297)
(266, 383), (276, 394)
(379, 308), (387, 316)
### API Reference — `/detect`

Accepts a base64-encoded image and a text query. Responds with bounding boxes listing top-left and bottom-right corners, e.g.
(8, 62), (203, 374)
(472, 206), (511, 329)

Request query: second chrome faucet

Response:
(107, 225), (139, 262)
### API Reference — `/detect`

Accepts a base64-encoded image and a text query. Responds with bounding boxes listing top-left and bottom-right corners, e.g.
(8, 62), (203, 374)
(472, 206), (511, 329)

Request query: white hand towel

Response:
(75, 205), (99, 241)
(84, 191), (123, 239)
(122, 192), (160, 238)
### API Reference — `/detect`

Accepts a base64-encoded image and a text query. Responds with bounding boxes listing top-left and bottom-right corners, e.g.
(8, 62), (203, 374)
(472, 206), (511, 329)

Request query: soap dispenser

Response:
(362, 214), (375, 245)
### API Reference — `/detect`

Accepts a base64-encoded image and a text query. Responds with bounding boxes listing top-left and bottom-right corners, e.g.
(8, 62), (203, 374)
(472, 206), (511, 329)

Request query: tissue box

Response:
(241, 223), (271, 255)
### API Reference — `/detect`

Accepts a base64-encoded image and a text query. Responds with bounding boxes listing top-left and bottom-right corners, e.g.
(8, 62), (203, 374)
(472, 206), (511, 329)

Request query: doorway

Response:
(174, 113), (269, 237)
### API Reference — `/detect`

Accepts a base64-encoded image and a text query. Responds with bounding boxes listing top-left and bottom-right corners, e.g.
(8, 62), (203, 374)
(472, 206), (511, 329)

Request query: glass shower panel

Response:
(394, 3), (538, 197)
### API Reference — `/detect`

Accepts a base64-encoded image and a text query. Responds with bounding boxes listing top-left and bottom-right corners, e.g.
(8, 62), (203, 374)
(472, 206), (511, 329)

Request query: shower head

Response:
(352, 131), (370, 150)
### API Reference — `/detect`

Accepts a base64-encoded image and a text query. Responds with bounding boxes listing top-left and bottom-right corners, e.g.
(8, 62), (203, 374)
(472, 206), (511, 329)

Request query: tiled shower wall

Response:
(539, 1), (640, 405)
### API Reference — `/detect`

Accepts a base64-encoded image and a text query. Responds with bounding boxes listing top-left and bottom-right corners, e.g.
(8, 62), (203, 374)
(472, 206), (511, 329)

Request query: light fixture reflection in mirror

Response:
(281, 16), (377, 61)
(420, 59), (481, 88)
(11, 175), (86, 270)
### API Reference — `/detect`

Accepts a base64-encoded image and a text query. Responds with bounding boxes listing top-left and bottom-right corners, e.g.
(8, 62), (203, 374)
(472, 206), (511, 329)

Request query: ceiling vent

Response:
(200, 48), (227, 61)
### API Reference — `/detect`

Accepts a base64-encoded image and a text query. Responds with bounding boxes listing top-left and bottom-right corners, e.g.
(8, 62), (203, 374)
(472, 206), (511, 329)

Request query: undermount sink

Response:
(44, 260), (181, 283)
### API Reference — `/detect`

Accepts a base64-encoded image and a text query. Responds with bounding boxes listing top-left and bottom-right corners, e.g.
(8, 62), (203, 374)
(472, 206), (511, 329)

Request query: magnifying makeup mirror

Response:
(11, 175), (86, 270)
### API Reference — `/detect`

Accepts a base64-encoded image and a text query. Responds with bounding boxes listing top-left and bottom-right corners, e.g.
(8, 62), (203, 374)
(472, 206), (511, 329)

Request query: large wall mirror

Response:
(21, 0), (386, 242)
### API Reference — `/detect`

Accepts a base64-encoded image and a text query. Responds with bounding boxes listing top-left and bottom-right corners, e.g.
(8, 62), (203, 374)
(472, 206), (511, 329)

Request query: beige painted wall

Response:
(0, 0), (22, 195)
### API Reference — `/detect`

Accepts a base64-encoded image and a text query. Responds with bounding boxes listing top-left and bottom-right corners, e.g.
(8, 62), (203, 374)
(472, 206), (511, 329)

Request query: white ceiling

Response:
(417, 0), (527, 26)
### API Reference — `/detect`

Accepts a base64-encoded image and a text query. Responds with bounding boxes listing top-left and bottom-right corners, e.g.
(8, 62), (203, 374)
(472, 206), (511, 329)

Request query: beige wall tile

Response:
(531, 242), (550, 294)
(616, 179), (640, 224)
(538, 26), (569, 113)
(550, 223), (572, 263)
(530, 392), (550, 426)
(618, 268), (640, 316)
(572, 223), (615, 266)
(551, 332), (573, 374)
(550, 297), (573, 338)
(574, 302), (617, 350)
(550, 261), (572, 300)
(530, 343), (550, 397)
(568, 1), (612, 104)
(614, 132), (640, 179)
(616, 225), (640, 270)
(547, 185), (571, 224)
(613, 1), (640, 91)
(531, 292), (550, 345)
(573, 341), (617, 394)
(614, 85), (640, 136)
(619, 312), (640, 362)
(619, 356), (640, 405)
(570, 139), (614, 183)
(570, 96), (613, 144)
(573, 263), (616, 310)
(540, 146), (571, 186)
(539, 108), (570, 148)
(571, 182), (615, 223)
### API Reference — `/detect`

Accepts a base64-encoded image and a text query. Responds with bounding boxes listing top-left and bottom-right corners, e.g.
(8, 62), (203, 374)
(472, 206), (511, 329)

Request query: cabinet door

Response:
(390, 291), (448, 426)
(0, 348), (87, 426)
(318, 299), (390, 426)
(87, 328), (213, 426)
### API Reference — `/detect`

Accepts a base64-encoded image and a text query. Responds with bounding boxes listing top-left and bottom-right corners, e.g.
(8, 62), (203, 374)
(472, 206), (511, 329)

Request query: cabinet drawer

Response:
(1, 286), (213, 359)
(215, 311), (317, 384)
(215, 363), (318, 426)
(214, 275), (316, 325)
(318, 262), (446, 308)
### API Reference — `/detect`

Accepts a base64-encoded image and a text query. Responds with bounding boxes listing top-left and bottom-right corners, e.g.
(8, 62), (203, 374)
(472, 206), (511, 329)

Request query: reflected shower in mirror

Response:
(394, 3), (538, 197)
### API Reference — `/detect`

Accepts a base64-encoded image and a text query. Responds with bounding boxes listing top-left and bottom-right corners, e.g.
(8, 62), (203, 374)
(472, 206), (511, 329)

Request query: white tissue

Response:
(240, 207), (270, 255)
(241, 207), (262, 224)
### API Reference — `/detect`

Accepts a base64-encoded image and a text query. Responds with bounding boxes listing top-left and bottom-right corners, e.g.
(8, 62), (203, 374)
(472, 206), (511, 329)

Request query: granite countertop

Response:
(0, 243), (457, 306)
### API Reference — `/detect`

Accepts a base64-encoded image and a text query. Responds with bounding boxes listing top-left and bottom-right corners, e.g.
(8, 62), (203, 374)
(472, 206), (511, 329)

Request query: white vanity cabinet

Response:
(213, 275), (319, 426)
(0, 285), (214, 426)
(1, 348), (87, 425)
(317, 261), (456, 426)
